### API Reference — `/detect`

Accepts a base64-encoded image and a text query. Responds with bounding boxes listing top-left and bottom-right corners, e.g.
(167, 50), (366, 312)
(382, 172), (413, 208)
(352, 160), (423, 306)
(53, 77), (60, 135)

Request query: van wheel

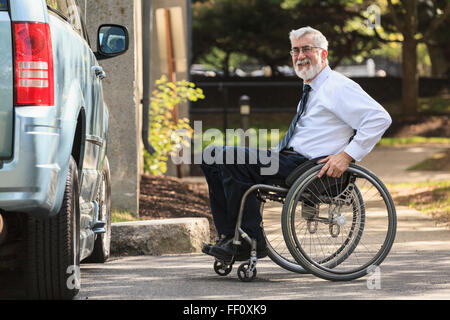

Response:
(86, 156), (111, 263)
(25, 156), (81, 300)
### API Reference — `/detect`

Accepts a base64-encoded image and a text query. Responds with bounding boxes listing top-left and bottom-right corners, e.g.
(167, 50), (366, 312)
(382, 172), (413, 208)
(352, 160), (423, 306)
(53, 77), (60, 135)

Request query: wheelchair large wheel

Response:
(261, 201), (307, 274)
(261, 188), (363, 274)
(282, 163), (396, 281)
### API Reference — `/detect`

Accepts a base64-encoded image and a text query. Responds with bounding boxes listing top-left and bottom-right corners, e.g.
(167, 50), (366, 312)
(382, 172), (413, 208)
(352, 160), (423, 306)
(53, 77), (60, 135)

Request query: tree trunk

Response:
(223, 52), (230, 78)
(426, 43), (449, 77)
(401, 35), (419, 118)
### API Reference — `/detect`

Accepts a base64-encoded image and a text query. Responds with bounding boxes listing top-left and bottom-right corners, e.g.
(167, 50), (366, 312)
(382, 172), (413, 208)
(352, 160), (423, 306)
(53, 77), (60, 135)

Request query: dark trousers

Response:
(200, 146), (308, 241)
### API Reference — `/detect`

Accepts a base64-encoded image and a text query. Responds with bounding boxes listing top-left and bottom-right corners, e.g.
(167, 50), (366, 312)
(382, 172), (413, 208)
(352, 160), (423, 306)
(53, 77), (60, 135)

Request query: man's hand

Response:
(317, 152), (353, 178)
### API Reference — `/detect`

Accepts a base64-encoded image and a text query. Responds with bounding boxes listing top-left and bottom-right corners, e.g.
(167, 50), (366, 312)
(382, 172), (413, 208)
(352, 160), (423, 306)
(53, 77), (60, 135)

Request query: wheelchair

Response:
(210, 157), (397, 282)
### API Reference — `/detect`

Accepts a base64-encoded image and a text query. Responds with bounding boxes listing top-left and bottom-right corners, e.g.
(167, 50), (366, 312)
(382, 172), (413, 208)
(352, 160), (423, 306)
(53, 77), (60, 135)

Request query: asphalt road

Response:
(76, 203), (450, 300)
(1, 145), (449, 300)
(77, 144), (450, 300)
(4, 203), (449, 300)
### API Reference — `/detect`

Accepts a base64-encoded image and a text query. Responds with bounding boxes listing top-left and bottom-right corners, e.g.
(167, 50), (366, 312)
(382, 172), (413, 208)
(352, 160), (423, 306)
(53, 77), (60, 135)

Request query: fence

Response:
(190, 76), (449, 115)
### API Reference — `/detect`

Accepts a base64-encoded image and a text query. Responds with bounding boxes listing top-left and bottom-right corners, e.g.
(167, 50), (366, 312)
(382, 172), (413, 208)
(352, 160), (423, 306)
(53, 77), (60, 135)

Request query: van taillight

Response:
(13, 22), (54, 106)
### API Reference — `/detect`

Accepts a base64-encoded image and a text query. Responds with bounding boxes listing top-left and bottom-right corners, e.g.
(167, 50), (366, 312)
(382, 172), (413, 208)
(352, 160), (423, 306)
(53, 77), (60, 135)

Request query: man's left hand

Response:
(317, 152), (353, 178)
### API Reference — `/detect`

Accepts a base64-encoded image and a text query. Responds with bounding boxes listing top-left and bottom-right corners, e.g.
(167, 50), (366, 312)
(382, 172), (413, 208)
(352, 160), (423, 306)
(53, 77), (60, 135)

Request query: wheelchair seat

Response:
(285, 156), (327, 186)
(262, 157), (327, 188)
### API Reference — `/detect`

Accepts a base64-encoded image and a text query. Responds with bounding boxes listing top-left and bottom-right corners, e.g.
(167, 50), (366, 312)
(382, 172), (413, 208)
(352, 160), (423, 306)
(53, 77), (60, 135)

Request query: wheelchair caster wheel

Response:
(214, 260), (232, 276)
(237, 262), (257, 282)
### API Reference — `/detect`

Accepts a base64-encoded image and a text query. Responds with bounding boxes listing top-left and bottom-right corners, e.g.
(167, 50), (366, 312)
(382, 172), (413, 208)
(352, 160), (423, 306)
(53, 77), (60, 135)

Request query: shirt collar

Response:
(308, 64), (331, 91)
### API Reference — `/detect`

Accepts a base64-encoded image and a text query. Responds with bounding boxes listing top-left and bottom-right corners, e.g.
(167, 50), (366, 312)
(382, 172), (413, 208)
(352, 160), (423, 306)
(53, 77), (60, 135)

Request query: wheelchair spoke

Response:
(262, 200), (301, 266)
(283, 164), (396, 279)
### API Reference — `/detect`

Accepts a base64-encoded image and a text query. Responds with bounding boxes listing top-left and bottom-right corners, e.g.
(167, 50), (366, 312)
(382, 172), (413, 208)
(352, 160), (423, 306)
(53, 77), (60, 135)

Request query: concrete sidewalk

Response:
(359, 145), (450, 183)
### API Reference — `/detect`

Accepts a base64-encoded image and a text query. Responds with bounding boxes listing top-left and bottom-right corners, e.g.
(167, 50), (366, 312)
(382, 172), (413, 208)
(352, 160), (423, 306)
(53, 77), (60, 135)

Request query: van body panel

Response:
(0, 12), (13, 159)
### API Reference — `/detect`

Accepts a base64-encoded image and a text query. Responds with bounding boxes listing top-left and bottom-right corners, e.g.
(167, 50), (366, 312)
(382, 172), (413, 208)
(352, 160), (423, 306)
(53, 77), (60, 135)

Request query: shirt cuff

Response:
(344, 142), (366, 162)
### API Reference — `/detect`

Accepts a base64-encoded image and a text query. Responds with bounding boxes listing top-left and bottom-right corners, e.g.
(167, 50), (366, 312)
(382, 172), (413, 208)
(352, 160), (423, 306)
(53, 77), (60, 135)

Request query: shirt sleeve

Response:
(333, 81), (392, 162)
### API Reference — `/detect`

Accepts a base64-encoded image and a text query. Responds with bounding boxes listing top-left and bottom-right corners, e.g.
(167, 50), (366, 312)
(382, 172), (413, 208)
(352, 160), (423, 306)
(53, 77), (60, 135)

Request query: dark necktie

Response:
(277, 84), (312, 152)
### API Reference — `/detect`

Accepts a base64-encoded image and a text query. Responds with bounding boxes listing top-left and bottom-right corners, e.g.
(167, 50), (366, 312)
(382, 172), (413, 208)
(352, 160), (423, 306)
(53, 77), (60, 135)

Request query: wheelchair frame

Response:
(212, 161), (396, 282)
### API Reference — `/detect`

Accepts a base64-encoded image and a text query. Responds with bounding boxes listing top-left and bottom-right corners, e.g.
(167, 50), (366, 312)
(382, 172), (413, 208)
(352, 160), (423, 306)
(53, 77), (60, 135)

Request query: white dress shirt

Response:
(287, 65), (392, 162)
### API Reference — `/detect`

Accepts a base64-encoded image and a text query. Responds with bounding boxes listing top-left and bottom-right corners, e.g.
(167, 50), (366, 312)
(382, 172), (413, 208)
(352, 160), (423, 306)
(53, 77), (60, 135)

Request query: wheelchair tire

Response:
(282, 163), (396, 281)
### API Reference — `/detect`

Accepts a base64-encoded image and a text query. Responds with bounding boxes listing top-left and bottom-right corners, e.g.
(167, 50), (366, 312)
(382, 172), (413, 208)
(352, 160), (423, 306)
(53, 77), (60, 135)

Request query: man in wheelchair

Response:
(201, 26), (392, 264)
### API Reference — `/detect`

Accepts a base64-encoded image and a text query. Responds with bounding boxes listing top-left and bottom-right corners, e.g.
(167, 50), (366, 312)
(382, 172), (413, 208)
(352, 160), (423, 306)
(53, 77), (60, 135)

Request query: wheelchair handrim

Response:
(283, 164), (397, 278)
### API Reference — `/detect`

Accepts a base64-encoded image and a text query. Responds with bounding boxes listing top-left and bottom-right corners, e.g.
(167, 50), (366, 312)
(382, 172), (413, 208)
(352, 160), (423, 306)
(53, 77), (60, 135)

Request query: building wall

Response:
(149, 0), (190, 177)
(84, 0), (142, 216)
(83, 0), (191, 216)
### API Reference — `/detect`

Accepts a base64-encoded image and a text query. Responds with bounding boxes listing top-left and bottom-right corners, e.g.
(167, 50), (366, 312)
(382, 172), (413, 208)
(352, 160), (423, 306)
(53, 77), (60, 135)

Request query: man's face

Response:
(291, 34), (326, 81)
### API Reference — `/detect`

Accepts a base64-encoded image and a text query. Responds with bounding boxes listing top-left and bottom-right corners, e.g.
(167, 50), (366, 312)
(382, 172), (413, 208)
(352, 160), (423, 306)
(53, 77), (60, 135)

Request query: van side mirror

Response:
(95, 24), (129, 60)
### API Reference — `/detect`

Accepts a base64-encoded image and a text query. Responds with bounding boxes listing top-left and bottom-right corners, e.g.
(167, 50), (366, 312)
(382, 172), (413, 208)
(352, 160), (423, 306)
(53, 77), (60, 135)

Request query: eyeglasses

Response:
(290, 45), (322, 56)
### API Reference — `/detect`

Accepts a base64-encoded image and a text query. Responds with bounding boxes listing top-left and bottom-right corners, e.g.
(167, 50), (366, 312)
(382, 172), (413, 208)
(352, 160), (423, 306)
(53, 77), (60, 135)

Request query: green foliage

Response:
(111, 209), (139, 223)
(377, 137), (450, 147)
(193, 0), (297, 75)
(144, 76), (205, 175)
(192, 0), (385, 72)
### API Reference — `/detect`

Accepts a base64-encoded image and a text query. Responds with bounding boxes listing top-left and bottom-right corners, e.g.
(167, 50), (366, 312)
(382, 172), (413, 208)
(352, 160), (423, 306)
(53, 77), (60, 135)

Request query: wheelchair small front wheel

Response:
(237, 262), (257, 282)
(282, 163), (396, 281)
(214, 260), (233, 276)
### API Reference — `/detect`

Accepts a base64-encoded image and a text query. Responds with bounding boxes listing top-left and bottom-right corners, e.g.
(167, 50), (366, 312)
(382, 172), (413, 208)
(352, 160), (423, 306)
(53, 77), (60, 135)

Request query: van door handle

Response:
(92, 66), (106, 80)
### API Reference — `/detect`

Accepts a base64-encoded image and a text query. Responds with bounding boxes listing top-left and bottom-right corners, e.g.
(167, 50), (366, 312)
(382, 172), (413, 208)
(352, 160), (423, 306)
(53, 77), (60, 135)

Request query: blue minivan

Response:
(0, 0), (128, 299)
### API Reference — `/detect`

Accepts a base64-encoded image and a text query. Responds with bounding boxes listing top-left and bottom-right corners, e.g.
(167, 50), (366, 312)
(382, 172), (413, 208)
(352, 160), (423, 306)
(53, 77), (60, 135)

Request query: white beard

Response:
(295, 59), (322, 81)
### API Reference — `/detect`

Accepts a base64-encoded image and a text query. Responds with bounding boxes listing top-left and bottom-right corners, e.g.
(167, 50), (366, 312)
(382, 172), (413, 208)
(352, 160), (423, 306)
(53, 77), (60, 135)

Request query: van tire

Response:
(25, 156), (81, 300)
(86, 156), (111, 263)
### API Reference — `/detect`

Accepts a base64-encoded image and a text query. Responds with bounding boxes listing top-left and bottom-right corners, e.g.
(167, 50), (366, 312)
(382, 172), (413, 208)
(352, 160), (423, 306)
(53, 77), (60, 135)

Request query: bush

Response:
(144, 76), (205, 175)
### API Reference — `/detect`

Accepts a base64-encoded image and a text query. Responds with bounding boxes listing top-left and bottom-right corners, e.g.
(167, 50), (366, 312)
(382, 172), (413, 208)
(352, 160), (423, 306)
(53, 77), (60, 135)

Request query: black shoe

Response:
(208, 237), (268, 261)
(202, 235), (232, 256)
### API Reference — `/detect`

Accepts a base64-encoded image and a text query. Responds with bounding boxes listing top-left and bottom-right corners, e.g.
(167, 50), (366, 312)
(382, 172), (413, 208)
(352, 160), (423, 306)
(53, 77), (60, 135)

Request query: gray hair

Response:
(289, 26), (328, 51)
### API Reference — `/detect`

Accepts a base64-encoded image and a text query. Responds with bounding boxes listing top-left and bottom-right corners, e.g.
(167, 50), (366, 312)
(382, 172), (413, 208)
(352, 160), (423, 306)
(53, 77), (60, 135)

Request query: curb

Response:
(110, 218), (210, 256)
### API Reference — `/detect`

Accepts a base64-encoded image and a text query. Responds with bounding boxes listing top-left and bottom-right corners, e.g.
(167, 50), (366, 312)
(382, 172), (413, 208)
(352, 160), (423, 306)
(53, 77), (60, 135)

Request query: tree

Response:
(193, 0), (449, 117)
(192, 0), (297, 76)
(192, 0), (382, 75)
(417, 0), (450, 77)
(384, 0), (449, 117)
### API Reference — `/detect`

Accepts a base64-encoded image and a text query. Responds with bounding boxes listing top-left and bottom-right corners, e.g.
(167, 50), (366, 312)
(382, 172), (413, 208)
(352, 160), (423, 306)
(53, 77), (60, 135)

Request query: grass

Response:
(195, 132), (449, 151)
(407, 148), (450, 171)
(388, 181), (450, 228)
(111, 209), (140, 223)
(418, 96), (450, 114)
(377, 136), (450, 147)
(388, 146), (449, 227)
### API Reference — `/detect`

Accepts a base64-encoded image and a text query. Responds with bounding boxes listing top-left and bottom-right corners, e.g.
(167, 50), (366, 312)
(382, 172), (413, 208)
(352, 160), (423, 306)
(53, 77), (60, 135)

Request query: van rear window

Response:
(46, 0), (69, 19)
(0, 0), (8, 11)
(46, 0), (83, 36)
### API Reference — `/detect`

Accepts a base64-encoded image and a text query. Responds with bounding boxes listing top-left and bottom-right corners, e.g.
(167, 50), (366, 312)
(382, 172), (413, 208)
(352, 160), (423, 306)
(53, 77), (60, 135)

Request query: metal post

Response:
(141, 0), (156, 155)
(223, 84), (228, 145)
(239, 95), (250, 146)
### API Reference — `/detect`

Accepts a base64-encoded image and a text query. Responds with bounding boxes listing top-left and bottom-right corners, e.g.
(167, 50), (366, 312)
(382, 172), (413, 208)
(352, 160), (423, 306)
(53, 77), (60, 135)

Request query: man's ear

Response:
(321, 49), (328, 63)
